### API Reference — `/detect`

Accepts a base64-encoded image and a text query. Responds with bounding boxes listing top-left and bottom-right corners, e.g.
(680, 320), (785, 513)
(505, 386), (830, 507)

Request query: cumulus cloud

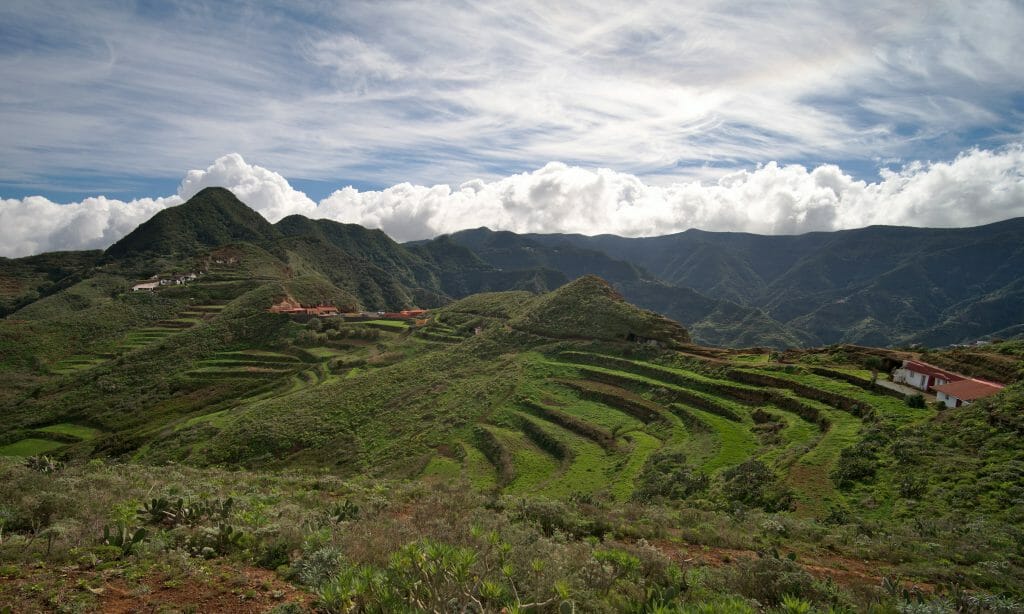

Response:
(322, 146), (1024, 240)
(4, 148), (1024, 257)
(0, 195), (180, 257)
(177, 153), (316, 222)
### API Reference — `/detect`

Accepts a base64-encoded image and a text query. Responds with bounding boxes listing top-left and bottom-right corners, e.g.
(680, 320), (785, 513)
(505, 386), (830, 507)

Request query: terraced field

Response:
(50, 302), (229, 374)
(413, 313), (473, 343)
(0, 422), (104, 456)
(421, 347), (914, 512)
(186, 349), (303, 380)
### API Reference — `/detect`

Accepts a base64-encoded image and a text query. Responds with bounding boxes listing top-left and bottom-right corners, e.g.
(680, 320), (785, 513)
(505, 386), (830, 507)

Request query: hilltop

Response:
(105, 187), (282, 257)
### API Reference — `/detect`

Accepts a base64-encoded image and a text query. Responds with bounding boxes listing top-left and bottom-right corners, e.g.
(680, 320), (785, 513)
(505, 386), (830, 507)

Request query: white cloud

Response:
(318, 146), (1024, 240)
(0, 195), (180, 257)
(2, 148), (1022, 258)
(178, 153), (316, 222)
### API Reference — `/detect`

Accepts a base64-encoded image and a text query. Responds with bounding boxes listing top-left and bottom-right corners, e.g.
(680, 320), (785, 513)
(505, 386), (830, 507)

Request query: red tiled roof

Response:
(933, 379), (1004, 401)
(903, 360), (963, 382)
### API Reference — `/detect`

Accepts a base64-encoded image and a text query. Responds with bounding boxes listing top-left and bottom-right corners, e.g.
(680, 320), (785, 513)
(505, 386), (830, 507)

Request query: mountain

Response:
(434, 228), (813, 347)
(500, 218), (1024, 347)
(105, 187), (282, 257)
(0, 249), (102, 317)
(94, 188), (575, 312)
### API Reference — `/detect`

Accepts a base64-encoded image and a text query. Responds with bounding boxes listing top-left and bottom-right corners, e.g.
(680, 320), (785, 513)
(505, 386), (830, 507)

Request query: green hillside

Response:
(105, 187), (283, 257)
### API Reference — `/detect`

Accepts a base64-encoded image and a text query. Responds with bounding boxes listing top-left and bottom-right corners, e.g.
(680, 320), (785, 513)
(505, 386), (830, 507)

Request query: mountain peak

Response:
(105, 187), (280, 257)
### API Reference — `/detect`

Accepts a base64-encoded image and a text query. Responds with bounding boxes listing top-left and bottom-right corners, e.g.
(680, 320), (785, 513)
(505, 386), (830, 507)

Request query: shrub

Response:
(295, 546), (344, 588)
(721, 460), (793, 512)
(257, 540), (292, 570)
(906, 394), (926, 409)
(634, 449), (709, 502)
(707, 555), (819, 607)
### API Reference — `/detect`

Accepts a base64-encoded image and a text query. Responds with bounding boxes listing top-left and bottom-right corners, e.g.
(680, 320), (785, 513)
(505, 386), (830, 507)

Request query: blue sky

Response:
(2, 1), (1024, 255)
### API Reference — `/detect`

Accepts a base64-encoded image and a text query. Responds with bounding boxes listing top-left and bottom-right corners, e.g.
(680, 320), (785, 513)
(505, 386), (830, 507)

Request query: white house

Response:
(131, 281), (159, 292)
(933, 379), (1004, 408)
(891, 360), (962, 392)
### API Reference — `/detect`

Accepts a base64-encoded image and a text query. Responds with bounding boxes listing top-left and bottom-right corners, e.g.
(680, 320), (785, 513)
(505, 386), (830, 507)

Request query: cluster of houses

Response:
(131, 272), (201, 292)
(892, 359), (1005, 408)
(268, 299), (340, 317)
(268, 299), (428, 321)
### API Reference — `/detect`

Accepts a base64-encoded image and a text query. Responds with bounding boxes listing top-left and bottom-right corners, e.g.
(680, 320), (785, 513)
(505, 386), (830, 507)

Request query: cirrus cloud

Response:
(2, 147), (1023, 258)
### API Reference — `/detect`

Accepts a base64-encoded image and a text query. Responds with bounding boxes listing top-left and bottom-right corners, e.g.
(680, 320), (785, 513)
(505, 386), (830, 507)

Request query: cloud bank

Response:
(2, 148), (1023, 257)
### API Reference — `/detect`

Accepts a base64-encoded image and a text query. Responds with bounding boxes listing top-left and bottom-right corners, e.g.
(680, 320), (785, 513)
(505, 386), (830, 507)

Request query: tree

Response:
(865, 356), (885, 384)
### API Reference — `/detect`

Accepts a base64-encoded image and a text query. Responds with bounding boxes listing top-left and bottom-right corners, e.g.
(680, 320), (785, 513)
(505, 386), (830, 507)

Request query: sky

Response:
(1, 0), (1023, 257)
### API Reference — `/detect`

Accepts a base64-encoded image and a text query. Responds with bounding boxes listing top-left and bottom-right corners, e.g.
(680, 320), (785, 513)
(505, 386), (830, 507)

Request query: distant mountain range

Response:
(3, 186), (1022, 348)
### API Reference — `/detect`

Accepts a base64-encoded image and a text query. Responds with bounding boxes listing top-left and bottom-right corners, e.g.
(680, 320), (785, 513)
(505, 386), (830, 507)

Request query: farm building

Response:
(933, 379), (1005, 408)
(131, 281), (159, 292)
(892, 360), (963, 392)
(268, 299), (339, 317)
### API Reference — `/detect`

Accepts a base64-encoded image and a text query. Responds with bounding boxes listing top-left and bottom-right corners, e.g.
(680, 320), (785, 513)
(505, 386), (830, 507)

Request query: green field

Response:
(36, 423), (102, 440)
(0, 438), (65, 456)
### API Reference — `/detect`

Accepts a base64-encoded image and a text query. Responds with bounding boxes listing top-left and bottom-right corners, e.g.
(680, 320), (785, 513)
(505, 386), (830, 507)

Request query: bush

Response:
(634, 449), (709, 502)
(295, 546), (344, 588)
(721, 460), (792, 512)
(906, 394), (926, 408)
(707, 555), (820, 607)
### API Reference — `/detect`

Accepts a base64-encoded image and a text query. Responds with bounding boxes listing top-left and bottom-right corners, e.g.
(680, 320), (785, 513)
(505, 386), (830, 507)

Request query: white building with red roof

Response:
(933, 379), (1005, 408)
(892, 360), (963, 392)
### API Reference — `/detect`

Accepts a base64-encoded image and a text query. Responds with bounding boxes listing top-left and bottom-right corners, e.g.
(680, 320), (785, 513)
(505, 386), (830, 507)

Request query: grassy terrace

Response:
(786, 407), (862, 516)
(0, 438), (65, 456)
(681, 405), (758, 473)
(740, 367), (933, 425)
(49, 303), (228, 376)
(36, 423), (102, 440)
(523, 350), (882, 512)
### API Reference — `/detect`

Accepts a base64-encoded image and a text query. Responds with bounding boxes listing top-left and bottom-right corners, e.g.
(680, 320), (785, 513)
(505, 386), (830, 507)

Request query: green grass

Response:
(509, 410), (613, 499)
(733, 353), (770, 363)
(682, 406), (758, 474)
(421, 454), (463, 480)
(492, 426), (561, 494)
(549, 357), (750, 419)
(303, 346), (350, 359)
(52, 356), (108, 374)
(0, 438), (65, 456)
(460, 442), (498, 490)
(349, 319), (409, 329)
(786, 407), (862, 516)
(758, 408), (821, 468)
(36, 423), (102, 440)
(609, 431), (661, 501)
